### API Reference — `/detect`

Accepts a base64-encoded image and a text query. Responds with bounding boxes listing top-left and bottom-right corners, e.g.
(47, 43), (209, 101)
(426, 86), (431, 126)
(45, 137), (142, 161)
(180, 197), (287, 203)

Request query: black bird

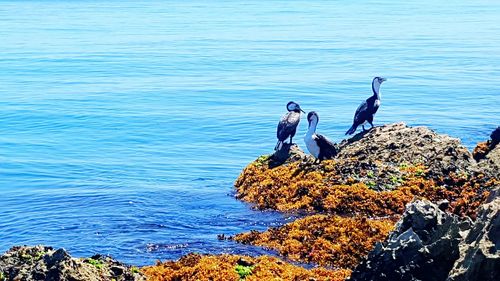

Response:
(304, 111), (337, 162)
(346, 77), (387, 135)
(491, 126), (500, 146)
(275, 101), (305, 150)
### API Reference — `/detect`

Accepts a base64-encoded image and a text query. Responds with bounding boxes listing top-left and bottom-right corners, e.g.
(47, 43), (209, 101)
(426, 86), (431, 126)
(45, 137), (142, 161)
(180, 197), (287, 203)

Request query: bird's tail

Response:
(345, 124), (357, 135)
(275, 141), (283, 151)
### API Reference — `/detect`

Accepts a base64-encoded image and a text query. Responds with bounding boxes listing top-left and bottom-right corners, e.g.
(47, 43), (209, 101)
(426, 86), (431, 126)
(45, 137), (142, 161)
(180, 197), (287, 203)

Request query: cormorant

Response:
(275, 101), (305, 150)
(304, 111), (337, 162)
(346, 77), (387, 135)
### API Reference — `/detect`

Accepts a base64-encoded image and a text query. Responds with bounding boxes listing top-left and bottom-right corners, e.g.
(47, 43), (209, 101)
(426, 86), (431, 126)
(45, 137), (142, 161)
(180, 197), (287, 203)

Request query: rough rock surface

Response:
(349, 200), (471, 281)
(337, 123), (474, 182)
(0, 245), (144, 281)
(350, 191), (500, 281)
(269, 143), (306, 167)
(269, 123), (479, 191)
(447, 187), (500, 281)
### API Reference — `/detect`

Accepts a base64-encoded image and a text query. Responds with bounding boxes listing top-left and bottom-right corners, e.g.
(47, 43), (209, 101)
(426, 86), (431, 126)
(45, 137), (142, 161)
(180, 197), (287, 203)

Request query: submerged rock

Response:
(0, 245), (144, 281)
(349, 200), (471, 281)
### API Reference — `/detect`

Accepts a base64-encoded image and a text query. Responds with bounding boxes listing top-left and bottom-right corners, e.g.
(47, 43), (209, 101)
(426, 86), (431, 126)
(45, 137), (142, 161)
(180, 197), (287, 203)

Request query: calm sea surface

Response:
(1, 0), (499, 265)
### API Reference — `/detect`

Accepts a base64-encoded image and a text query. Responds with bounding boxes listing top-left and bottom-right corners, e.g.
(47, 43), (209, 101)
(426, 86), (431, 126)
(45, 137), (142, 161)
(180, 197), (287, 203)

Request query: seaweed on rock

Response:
(141, 253), (351, 281)
(231, 123), (498, 277)
(235, 153), (495, 219)
(232, 214), (395, 268)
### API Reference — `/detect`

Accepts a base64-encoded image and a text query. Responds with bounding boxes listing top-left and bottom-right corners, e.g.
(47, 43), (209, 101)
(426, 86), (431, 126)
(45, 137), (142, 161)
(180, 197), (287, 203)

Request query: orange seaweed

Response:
(141, 253), (351, 281)
(235, 158), (494, 218)
(233, 214), (395, 268)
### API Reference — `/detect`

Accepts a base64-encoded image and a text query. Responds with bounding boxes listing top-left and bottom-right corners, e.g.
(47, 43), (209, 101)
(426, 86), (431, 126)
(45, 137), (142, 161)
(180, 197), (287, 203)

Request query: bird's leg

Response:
(369, 121), (374, 129)
(362, 125), (367, 132)
(289, 136), (293, 145)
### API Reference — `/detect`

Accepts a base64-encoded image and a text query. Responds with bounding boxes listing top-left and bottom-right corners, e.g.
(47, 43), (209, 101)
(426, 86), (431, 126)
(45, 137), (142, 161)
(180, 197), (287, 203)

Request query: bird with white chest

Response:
(304, 111), (337, 163)
(346, 77), (387, 135)
(275, 101), (305, 150)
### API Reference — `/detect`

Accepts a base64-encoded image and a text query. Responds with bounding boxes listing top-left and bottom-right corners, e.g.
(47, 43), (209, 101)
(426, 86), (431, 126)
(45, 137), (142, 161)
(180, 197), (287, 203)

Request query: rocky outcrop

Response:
(236, 123), (495, 218)
(0, 245), (144, 281)
(269, 143), (306, 168)
(270, 123), (480, 191)
(349, 200), (471, 281)
(350, 192), (500, 281)
(234, 122), (499, 279)
(447, 187), (500, 281)
(337, 123), (474, 183)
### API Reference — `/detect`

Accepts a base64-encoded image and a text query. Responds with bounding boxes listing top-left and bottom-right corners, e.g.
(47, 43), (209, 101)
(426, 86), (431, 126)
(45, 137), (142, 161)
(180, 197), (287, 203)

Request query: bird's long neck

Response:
(306, 120), (318, 137)
(372, 80), (381, 100)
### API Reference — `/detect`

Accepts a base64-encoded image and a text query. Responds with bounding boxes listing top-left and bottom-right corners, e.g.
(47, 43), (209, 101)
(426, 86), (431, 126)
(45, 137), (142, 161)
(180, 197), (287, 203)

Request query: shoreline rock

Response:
(447, 186), (500, 281)
(235, 124), (496, 219)
(0, 245), (144, 281)
(233, 123), (499, 280)
(349, 200), (471, 281)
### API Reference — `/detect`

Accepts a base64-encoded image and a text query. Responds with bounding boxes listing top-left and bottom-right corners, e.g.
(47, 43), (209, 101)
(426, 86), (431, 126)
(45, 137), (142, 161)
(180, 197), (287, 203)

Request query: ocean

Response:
(0, 0), (499, 265)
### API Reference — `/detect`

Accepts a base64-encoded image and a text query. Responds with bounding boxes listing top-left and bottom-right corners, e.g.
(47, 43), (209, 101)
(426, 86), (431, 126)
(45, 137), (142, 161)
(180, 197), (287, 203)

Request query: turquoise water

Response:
(1, 0), (499, 265)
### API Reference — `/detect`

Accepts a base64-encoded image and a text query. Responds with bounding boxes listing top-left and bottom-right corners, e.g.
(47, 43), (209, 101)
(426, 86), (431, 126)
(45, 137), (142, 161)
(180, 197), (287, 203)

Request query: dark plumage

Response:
(491, 127), (500, 146)
(275, 101), (305, 150)
(304, 111), (337, 162)
(346, 77), (386, 135)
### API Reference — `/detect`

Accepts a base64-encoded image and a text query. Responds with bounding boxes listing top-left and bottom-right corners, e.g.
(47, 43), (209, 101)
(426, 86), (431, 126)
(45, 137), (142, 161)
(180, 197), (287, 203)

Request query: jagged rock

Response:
(337, 123), (474, 182)
(0, 245), (144, 281)
(349, 200), (471, 281)
(447, 187), (500, 281)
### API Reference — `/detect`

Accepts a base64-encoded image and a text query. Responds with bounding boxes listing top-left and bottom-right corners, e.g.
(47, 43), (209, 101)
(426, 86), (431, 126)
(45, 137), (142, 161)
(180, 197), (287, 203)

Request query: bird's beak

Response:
(300, 109), (306, 113)
(381, 77), (387, 82)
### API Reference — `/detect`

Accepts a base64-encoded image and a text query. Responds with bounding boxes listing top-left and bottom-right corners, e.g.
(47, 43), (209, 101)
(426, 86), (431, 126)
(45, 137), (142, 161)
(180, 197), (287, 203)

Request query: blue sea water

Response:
(0, 0), (499, 266)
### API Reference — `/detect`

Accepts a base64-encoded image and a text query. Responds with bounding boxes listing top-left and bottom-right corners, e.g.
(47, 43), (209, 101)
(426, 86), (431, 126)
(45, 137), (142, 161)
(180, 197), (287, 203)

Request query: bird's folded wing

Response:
(315, 134), (336, 148)
(354, 101), (368, 123)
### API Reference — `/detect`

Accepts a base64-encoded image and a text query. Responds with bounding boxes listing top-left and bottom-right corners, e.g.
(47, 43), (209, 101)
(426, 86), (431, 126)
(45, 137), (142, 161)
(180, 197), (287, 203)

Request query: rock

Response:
(236, 257), (254, 267)
(269, 143), (307, 168)
(337, 123), (474, 182)
(350, 192), (500, 281)
(234, 123), (499, 280)
(261, 123), (495, 189)
(349, 200), (471, 281)
(447, 187), (500, 281)
(0, 245), (145, 281)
